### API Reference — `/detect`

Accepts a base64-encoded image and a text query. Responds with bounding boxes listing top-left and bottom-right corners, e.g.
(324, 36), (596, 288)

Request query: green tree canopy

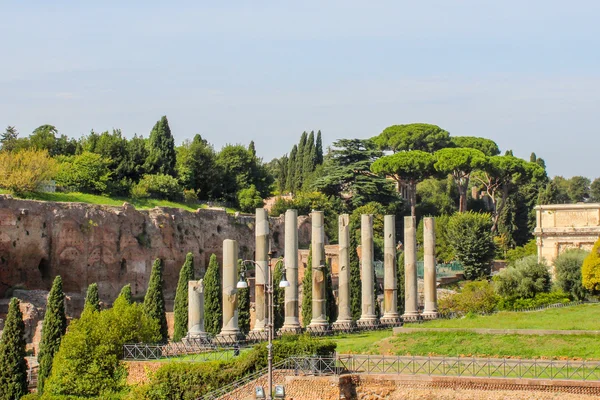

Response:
(0, 126), (19, 152)
(373, 123), (451, 153)
(176, 134), (219, 200)
(173, 253), (195, 342)
(143, 258), (168, 342)
(433, 147), (487, 212)
(450, 136), (500, 156)
(370, 150), (435, 216)
(554, 249), (589, 300)
(145, 116), (177, 177)
(0, 298), (28, 400)
(38, 276), (67, 394)
(84, 282), (100, 313)
(54, 151), (112, 194)
(567, 176), (591, 203)
(591, 178), (600, 202)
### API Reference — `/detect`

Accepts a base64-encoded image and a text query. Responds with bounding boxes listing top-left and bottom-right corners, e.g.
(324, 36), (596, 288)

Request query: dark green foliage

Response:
(554, 249), (589, 300)
(505, 239), (537, 266)
(396, 252), (405, 315)
(373, 123), (451, 153)
(301, 245), (313, 327)
(591, 178), (600, 202)
(285, 145), (298, 193)
(494, 255), (551, 299)
(314, 139), (399, 211)
(0, 298), (28, 400)
(497, 291), (571, 311)
(447, 212), (495, 280)
(416, 214), (455, 263)
(567, 176), (591, 203)
(140, 335), (336, 399)
(145, 116), (177, 177)
(237, 260), (251, 335)
(44, 294), (159, 397)
(118, 284), (132, 305)
(349, 221), (361, 321)
(143, 258), (168, 342)
(273, 259), (285, 330)
(204, 254), (222, 335)
(173, 253), (195, 342)
(302, 131), (316, 184)
(496, 190), (530, 254)
(237, 185), (264, 212)
(0, 125), (19, 152)
(450, 136), (500, 156)
(248, 140), (256, 157)
(438, 280), (498, 315)
(84, 282), (100, 313)
(54, 151), (112, 194)
(295, 132), (307, 191)
(38, 276), (67, 394)
(416, 177), (458, 217)
(176, 134), (220, 200)
(315, 130), (323, 165)
(325, 260), (337, 323)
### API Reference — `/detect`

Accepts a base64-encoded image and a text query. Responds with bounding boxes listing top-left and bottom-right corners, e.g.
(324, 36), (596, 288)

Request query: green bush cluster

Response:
(554, 249), (589, 300)
(497, 291), (571, 311)
(131, 335), (336, 400)
(494, 255), (551, 299)
(131, 174), (183, 201)
(582, 239), (600, 293)
(438, 280), (498, 315)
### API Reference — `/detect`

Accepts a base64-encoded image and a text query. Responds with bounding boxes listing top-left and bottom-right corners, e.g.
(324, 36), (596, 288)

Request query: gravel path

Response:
(388, 388), (600, 399)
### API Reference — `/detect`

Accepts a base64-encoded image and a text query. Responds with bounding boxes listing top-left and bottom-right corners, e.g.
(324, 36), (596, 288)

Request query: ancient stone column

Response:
(219, 239), (241, 340)
(282, 209), (301, 332)
(309, 211), (328, 329)
(187, 280), (206, 338)
(333, 214), (353, 329)
(358, 214), (378, 326)
(381, 215), (401, 325)
(423, 217), (438, 319)
(403, 216), (420, 321)
(253, 208), (269, 332)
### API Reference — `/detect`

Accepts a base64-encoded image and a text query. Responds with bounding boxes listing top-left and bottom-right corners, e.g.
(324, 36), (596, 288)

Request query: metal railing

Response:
(123, 342), (240, 362)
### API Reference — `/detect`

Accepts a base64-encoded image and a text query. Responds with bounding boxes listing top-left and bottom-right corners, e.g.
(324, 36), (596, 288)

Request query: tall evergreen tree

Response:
(273, 259), (285, 330)
(203, 254), (222, 335)
(248, 140), (256, 158)
(173, 253), (195, 342)
(325, 260), (337, 323)
(286, 145), (298, 193)
(84, 282), (100, 312)
(119, 284), (133, 305)
(0, 298), (28, 400)
(302, 131), (316, 182)
(237, 260), (251, 334)
(144, 116), (177, 176)
(143, 258), (168, 342)
(315, 130), (323, 165)
(349, 220), (362, 321)
(295, 132), (308, 191)
(37, 276), (67, 394)
(0, 126), (19, 152)
(301, 245), (313, 327)
(396, 251), (405, 315)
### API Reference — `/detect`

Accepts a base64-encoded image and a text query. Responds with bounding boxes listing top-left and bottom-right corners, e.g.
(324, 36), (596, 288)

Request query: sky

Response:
(1, 1), (599, 178)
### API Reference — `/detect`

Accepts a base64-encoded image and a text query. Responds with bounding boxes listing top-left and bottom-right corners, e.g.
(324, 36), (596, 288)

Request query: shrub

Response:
(131, 173), (182, 201)
(183, 188), (199, 204)
(582, 239), (600, 293)
(497, 291), (571, 311)
(554, 249), (590, 300)
(54, 152), (111, 194)
(505, 239), (537, 266)
(494, 255), (551, 299)
(44, 294), (159, 397)
(0, 149), (57, 194)
(438, 280), (498, 315)
(446, 212), (495, 280)
(237, 185), (264, 212)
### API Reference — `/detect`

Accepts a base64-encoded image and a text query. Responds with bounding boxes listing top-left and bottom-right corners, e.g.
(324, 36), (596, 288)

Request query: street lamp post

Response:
(237, 254), (289, 400)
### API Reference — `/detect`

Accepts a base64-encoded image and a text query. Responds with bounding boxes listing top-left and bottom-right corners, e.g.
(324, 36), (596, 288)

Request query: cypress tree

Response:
(349, 222), (362, 321)
(203, 254), (222, 335)
(37, 276), (67, 394)
(145, 115), (177, 176)
(286, 145), (297, 193)
(0, 298), (28, 400)
(237, 260), (251, 334)
(301, 245), (313, 327)
(248, 141), (256, 158)
(273, 260), (285, 330)
(397, 251), (405, 315)
(295, 132), (307, 190)
(325, 260), (337, 323)
(119, 284), (133, 304)
(302, 131), (316, 182)
(173, 253), (194, 342)
(84, 282), (100, 313)
(315, 130), (323, 165)
(143, 258), (168, 342)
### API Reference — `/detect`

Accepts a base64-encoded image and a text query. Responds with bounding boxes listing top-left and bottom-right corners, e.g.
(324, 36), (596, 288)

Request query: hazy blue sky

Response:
(1, 1), (599, 178)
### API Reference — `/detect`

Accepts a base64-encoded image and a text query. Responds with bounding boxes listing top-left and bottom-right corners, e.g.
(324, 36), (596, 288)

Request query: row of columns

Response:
(186, 211), (438, 339)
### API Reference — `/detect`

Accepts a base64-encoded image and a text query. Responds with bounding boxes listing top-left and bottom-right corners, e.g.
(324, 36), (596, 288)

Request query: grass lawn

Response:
(404, 303), (600, 331)
(0, 189), (238, 214)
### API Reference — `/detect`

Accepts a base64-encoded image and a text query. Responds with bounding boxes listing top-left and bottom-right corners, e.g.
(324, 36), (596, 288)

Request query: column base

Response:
(215, 331), (244, 344)
(332, 320), (356, 333)
(245, 331), (269, 342)
(401, 312), (421, 322)
(280, 325), (303, 335)
(380, 315), (404, 327)
(183, 332), (209, 345)
(356, 318), (380, 329)
(422, 311), (438, 320)
(306, 324), (330, 336)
